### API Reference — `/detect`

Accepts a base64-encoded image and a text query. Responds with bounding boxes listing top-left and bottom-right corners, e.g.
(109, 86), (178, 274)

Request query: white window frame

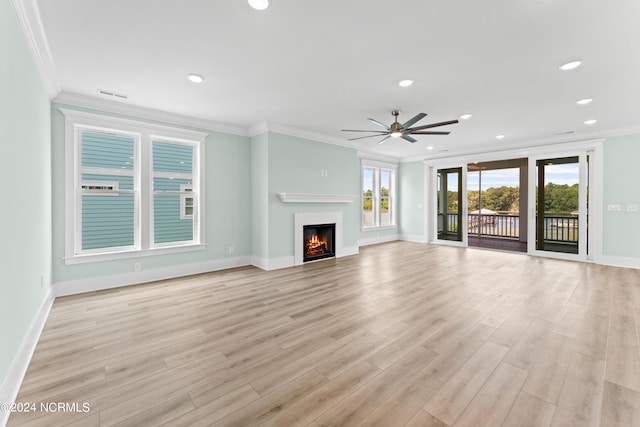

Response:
(179, 184), (194, 220)
(361, 159), (397, 230)
(62, 109), (207, 265)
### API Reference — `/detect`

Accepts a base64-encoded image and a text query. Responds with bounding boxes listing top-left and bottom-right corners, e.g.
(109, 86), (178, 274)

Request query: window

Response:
(361, 160), (396, 229)
(180, 184), (194, 220)
(63, 109), (206, 264)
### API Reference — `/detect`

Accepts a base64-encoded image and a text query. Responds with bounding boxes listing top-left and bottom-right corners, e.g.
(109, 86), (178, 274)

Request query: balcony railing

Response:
(440, 213), (578, 243)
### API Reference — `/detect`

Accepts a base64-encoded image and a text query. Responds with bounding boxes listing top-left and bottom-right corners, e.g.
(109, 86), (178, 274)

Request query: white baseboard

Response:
(341, 245), (359, 257)
(250, 256), (269, 271)
(358, 234), (399, 247)
(400, 234), (427, 243)
(54, 256), (252, 297)
(252, 249), (359, 271)
(598, 255), (640, 270)
(0, 289), (54, 427)
(266, 256), (295, 270)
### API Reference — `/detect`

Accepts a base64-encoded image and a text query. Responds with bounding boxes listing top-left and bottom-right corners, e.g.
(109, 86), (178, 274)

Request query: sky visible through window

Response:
(468, 164), (579, 191)
(364, 164), (580, 192)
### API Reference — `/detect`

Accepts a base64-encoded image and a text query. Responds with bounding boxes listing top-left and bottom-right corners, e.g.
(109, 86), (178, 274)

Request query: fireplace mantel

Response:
(278, 193), (357, 203)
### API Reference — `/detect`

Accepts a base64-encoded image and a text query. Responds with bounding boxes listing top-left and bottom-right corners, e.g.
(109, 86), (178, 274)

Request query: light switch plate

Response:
(608, 204), (621, 212)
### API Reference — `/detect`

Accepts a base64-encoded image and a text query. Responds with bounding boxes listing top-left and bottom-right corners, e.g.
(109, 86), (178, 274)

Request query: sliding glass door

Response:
(530, 153), (591, 259)
(437, 168), (463, 241)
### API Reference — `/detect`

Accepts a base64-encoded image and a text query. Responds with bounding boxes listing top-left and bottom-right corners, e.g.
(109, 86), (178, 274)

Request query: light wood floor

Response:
(8, 242), (640, 426)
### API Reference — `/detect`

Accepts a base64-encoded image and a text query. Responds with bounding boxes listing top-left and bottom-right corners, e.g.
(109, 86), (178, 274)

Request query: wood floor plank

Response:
(574, 314), (609, 361)
(454, 362), (528, 427)
(605, 299), (640, 392)
(502, 391), (557, 427)
(521, 332), (576, 404)
(600, 381), (640, 426)
(423, 341), (508, 426)
(213, 370), (328, 427)
(503, 318), (556, 371)
(257, 361), (381, 427)
(354, 369), (443, 427)
(423, 323), (496, 384)
(403, 409), (449, 427)
(551, 352), (605, 427)
(315, 346), (437, 427)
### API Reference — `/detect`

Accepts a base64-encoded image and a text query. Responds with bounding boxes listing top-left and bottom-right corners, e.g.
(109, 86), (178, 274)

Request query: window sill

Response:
(361, 225), (397, 232)
(64, 243), (207, 265)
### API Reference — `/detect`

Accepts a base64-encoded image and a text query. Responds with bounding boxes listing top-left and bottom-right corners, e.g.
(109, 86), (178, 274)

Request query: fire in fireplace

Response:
(303, 223), (335, 262)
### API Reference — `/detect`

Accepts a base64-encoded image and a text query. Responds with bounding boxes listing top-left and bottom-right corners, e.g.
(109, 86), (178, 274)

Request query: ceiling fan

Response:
(342, 110), (458, 144)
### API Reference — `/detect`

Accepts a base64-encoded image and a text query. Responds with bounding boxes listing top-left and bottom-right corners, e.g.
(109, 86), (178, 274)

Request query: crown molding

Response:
(357, 151), (401, 164)
(10, 0), (61, 98)
(399, 126), (640, 164)
(53, 91), (251, 137)
(248, 120), (269, 137)
(250, 120), (360, 150)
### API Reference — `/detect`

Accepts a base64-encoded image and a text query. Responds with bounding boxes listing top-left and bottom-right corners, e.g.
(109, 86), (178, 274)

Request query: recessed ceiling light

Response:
(584, 119), (597, 125)
(559, 60), (582, 71)
(496, 134), (505, 139)
(459, 114), (472, 120)
(398, 79), (414, 87)
(426, 146), (434, 150)
(576, 98), (593, 105)
(187, 73), (204, 83)
(248, 0), (270, 10)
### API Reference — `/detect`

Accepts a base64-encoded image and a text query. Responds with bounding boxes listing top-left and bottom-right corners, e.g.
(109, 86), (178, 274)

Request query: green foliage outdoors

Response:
(468, 186), (519, 212)
(542, 183), (579, 214)
(363, 187), (389, 212)
(448, 183), (579, 214)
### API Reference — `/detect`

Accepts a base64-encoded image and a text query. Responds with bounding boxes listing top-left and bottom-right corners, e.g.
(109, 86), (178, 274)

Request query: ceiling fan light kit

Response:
(248, 0), (270, 11)
(342, 110), (458, 144)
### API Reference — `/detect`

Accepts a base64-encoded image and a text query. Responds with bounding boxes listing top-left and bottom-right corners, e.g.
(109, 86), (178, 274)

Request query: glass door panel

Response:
(535, 156), (580, 254)
(437, 168), (462, 241)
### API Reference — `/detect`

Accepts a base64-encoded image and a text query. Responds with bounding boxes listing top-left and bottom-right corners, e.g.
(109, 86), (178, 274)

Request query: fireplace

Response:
(303, 223), (335, 262)
(294, 212), (343, 266)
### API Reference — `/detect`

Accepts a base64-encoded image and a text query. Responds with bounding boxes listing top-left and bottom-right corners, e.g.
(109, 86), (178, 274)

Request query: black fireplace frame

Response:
(303, 223), (336, 262)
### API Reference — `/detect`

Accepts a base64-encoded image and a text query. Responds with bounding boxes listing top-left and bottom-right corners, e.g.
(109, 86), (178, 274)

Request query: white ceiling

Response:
(33, 0), (640, 160)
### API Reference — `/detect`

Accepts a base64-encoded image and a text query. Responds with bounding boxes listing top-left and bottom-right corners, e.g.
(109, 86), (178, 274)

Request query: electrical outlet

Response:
(134, 262), (141, 272)
(228, 246), (235, 254)
(627, 204), (638, 212)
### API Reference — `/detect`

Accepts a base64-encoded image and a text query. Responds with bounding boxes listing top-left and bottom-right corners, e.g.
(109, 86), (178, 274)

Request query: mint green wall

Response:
(251, 132), (269, 258)
(0, 0), (52, 386)
(50, 105), (252, 283)
(602, 133), (640, 259)
(266, 133), (360, 258)
(399, 161), (425, 238)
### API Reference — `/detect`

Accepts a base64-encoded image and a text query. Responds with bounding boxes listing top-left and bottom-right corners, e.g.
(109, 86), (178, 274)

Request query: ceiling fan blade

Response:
(347, 133), (390, 141)
(407, 119), (459, 132)
(377, 135), (391, 145)
(341, 129), (388, 133)
(401, 113), (427, 129)
(410, 131), (451, 135)
(367, 118), (391, 130)
(401, 134), (417, 143)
